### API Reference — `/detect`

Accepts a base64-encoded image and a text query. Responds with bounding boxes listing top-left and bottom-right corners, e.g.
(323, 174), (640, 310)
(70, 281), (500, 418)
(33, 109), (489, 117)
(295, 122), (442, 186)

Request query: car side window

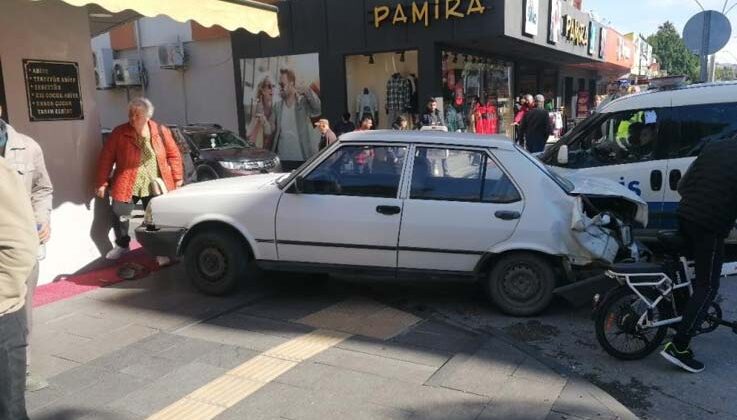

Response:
(410, 147), (520, 203)
(567, 108), (665, 168)
(671, 103), (737, 158)
(482, 157), (521, 203)
(302, 145), (406, 198)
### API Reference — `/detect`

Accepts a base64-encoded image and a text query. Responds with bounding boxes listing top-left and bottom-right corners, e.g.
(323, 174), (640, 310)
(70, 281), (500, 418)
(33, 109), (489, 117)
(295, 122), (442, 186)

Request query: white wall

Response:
(138, 16), (192, 48)
(95, 37), (239, 132)
(1, 0), (106, 285)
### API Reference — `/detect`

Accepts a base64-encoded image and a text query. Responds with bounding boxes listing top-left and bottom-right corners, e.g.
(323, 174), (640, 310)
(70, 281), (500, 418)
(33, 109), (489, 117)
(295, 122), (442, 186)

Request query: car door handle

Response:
(669, 169), (682, 191)
(376, 205), (401, 215)
(650, 170), (663, 191)
(495, 211), (521, 220)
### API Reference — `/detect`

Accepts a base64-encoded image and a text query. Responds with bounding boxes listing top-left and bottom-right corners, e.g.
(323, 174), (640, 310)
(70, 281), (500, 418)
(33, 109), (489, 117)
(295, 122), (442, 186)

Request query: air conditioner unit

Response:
(113, 58), (141, 86)
(158, 43), (186, 69)
(93, 48), (114, 89)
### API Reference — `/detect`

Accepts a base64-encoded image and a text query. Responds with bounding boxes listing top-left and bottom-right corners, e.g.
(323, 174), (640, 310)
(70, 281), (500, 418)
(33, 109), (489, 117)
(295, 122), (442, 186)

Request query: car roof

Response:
(600, 81), (737, 113)
(339, 130), (516, 150)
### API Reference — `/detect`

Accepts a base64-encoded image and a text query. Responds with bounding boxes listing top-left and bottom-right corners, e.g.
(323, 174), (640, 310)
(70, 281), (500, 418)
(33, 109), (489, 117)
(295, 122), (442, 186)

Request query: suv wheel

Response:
(486, 252), (555, 316)
(184, 230), (248, 295)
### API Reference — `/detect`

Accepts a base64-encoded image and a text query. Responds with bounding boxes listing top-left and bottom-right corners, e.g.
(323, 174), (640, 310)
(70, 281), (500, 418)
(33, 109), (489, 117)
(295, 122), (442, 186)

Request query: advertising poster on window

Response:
(588, 23), (599, 56)
(548, 0), (562, 44)
(241, 53), (322, 163)
(524, 0), (539, 36)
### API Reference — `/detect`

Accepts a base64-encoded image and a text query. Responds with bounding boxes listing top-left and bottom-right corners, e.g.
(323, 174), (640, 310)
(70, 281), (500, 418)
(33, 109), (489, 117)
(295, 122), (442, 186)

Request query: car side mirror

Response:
(557, 145), (569, 165)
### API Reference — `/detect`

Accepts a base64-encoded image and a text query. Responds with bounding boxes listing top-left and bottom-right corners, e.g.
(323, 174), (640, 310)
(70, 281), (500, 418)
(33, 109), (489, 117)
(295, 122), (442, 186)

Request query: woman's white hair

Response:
(128, 97), (155, 118)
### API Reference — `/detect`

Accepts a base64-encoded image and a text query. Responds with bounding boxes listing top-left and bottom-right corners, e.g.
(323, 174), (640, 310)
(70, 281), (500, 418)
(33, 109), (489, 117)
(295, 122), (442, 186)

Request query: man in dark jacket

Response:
(660, 138), (737, 373)
(420, 98), (445, 127)
(520, 94), (552, 153)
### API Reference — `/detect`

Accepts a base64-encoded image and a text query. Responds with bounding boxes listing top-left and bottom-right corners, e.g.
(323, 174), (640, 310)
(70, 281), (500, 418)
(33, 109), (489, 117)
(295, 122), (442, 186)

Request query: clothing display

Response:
(473, 103), (498, 134)
(356, 88), (378, 124)
(446, 104), (467, 132)
(386, 73), (410, 113)
(407, 74), (419, 114)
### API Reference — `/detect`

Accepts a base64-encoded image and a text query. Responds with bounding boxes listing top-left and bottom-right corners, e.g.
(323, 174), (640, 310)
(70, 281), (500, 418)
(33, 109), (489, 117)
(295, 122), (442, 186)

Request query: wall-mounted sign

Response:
(563, 15), (589, 46)
(23, 59), (83, 121)
(599, 27), (607, 58)
(548, 0), (562, 44)
(588, 22), (598, 55)
(373, 0), (486, 28)
(523, 0), (539, 36)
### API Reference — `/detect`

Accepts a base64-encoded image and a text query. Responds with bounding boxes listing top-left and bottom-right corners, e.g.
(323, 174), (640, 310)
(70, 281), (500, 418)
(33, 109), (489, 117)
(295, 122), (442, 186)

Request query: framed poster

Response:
(548, 0), (562, 44)
(524, 0), (539, 36)
(588, 23), (598, 56)
(23, 59), (84, 121)
(0, 58), (7, 123)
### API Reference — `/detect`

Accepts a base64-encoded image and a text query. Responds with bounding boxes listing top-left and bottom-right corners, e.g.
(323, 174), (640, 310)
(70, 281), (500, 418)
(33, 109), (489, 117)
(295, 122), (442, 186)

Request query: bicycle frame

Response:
(605, 257), (694, 330)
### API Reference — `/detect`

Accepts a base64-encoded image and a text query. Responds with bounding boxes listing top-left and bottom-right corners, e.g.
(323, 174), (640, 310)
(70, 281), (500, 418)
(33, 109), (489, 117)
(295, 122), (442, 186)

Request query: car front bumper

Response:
(134, 225), (186, 258)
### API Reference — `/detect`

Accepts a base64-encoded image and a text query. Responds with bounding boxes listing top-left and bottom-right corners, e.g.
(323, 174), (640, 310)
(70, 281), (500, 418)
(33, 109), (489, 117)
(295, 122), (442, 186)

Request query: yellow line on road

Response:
(147, 329), (350, 420)
(147, 298), (420, 420)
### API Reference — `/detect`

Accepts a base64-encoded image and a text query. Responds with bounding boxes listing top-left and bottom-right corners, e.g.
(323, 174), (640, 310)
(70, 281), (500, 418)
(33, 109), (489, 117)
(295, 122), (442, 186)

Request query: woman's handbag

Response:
(147, 125), (170, 197)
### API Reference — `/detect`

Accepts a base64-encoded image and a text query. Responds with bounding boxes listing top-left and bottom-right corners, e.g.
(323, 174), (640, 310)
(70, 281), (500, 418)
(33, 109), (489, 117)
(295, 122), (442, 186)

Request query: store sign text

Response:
(563, 15), (588, 46)
(373, 0), (486, 28)
(23, 59), (83, 121)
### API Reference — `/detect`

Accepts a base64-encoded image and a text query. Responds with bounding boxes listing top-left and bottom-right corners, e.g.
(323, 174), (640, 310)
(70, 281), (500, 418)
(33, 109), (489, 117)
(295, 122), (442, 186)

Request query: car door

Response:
(275, 143), (407, 268)
(397, 146), (524, 272)
(556, 107), (671, 232)
(665, 102), (737, 229)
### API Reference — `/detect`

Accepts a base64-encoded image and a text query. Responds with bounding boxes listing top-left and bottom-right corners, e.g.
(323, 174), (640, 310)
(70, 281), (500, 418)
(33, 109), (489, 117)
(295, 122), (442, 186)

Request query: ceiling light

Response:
(399, 51), (405, 62)
(369, 55), (375, 64)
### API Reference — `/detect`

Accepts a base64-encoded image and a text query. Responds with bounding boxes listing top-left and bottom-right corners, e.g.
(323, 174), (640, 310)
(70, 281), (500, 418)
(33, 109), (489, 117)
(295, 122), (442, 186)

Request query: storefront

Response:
(1, 0), (278, 285)
(231, 0), (608, 161)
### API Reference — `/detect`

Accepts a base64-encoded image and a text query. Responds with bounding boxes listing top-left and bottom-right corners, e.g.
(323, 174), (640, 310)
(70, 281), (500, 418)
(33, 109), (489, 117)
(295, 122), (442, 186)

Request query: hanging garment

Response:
(446, 104), (467, 132)
(386, 74), (410, 112)
(356, 91), (378, 117)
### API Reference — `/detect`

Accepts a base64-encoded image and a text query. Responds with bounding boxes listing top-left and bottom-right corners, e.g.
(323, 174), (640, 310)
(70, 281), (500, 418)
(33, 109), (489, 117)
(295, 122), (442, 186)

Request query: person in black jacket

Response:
(420, 98), (445, 128)
(660, 138), (737, 373)
(520, 94), (552, 153)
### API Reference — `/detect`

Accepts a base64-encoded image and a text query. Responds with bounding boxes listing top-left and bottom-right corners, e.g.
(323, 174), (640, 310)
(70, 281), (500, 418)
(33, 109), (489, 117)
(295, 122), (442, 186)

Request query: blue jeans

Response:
(0, 309), (28, 420)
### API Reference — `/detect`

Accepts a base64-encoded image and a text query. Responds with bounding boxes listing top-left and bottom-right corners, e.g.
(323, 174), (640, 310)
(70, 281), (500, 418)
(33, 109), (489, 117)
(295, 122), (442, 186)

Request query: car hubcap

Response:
(198, 246), (226, 281)
(502, 264), (541, 302)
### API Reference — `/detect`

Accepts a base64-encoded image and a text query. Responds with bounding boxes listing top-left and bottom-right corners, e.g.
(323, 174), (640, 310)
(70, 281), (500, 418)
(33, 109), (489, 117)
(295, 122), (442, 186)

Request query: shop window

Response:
(345, 51), (418, 130)
(440, 51), (514, 137)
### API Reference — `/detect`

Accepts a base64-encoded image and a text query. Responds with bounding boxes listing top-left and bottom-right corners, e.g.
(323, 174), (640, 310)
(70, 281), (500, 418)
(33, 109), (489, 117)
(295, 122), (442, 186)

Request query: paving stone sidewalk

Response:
(26, 266), (638, 420)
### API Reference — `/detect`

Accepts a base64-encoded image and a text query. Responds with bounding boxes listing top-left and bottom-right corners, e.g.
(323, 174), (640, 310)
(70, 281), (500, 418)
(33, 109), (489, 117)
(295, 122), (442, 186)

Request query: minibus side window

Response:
(671, 103), (737, 158)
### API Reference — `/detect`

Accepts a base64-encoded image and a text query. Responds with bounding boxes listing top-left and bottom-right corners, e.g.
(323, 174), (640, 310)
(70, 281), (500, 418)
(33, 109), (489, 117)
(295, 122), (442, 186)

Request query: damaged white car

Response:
(136, 131), (648, 316)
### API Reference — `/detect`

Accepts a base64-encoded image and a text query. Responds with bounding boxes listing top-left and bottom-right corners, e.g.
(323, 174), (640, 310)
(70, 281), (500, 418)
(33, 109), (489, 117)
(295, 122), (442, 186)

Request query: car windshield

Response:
(190, 131), (251, 150)
(516, 145), (575, 193)
(541, 112), (605, 163)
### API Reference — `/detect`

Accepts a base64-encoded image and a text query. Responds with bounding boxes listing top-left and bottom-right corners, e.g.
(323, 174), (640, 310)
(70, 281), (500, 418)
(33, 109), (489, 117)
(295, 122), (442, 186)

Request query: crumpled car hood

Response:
(558, 171), (648, 227)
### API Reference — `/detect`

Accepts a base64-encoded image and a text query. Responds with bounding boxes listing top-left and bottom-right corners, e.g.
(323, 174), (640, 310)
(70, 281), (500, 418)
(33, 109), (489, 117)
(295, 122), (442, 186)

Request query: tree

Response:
(647, 21), (701, 82)
(715, 65), (737, 81)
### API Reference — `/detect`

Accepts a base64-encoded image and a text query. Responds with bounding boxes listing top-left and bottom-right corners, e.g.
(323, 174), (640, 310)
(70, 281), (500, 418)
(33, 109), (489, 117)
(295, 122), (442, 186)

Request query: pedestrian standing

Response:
(513, 94), (532, 145)
(333, 113), (355, 137)
(0, 107), (53, 392)
(420, 97), (445, 127)
(520, 94), (553, 153)
(357, 115), (374, 131)
(0, 155), (39, 420)
(95, 98), (183, 260)
(314, 119), (337, 150)
(392, 115), (409, 130)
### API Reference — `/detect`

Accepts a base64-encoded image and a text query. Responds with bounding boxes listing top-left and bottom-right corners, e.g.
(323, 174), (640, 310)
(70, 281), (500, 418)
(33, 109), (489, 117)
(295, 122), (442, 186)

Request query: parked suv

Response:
(169, 124), (281, 183)
(136, 130), (648, 316)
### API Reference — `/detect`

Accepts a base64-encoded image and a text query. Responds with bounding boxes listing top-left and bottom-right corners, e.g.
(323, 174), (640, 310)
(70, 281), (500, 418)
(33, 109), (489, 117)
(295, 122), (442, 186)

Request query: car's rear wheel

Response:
(486, 252), (556, 316)
(184, 230), (248, 295)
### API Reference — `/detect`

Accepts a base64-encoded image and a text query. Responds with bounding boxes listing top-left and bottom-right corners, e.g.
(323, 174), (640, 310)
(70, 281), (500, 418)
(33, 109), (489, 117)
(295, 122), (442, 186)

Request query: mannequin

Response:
(446, 86), (467, 132)
(356, 87), (378, 129)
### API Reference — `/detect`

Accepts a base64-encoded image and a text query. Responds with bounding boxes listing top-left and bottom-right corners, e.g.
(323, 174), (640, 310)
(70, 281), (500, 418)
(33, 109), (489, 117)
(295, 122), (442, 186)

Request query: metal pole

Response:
(699, 11), (712, 83)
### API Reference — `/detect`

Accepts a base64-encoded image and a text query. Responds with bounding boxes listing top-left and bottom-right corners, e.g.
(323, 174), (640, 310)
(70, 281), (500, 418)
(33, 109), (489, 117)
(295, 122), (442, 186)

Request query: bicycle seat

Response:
(657, 230), (689, 256)
(609, 262), (665, 274)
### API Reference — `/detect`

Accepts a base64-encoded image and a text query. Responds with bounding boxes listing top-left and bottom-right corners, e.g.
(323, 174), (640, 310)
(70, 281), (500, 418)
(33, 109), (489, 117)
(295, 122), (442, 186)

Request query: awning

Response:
(57, 0), (280, 37)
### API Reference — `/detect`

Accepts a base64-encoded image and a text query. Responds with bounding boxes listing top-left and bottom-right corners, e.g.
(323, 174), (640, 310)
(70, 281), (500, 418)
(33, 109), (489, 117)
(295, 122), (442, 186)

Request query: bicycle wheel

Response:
(595, 286), (669, 360)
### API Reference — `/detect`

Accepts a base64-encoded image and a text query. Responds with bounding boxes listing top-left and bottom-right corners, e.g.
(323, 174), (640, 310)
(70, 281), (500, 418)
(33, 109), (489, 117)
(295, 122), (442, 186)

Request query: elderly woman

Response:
(95, 97), (183, 260)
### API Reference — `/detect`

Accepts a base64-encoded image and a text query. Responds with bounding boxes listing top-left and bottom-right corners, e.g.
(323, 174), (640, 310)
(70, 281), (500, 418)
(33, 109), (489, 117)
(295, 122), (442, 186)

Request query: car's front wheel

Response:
(486, 252), (556, 316)
(184, 230), (248, 295)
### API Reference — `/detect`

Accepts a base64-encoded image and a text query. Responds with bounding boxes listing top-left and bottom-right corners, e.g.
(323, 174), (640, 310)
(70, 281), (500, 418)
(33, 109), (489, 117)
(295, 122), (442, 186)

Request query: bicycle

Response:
(593, 230), (737, 360)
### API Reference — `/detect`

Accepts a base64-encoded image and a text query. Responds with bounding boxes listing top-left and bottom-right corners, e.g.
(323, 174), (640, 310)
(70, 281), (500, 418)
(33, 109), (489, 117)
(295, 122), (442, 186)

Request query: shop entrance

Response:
(345, 51), (418, 130)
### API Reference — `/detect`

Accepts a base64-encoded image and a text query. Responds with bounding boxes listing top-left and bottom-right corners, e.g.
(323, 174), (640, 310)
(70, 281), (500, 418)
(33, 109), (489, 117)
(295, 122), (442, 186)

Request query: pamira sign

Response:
(373, 0), (486, 28)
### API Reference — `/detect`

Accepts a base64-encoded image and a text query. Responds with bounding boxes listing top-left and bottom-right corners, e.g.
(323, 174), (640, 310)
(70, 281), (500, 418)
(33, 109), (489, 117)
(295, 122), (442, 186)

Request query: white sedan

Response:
(136, 130), (648, 316)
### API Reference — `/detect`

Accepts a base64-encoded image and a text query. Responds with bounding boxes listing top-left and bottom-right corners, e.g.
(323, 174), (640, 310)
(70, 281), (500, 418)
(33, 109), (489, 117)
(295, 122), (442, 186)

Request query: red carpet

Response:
(33, 243), (164, 308)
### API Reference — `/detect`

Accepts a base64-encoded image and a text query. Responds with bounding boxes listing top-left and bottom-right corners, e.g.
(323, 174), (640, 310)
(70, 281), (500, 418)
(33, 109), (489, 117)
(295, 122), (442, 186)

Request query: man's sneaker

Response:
(26, 372), (49, 392)
(105, 246), (130, 260)
(660, 342), (705, 373)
